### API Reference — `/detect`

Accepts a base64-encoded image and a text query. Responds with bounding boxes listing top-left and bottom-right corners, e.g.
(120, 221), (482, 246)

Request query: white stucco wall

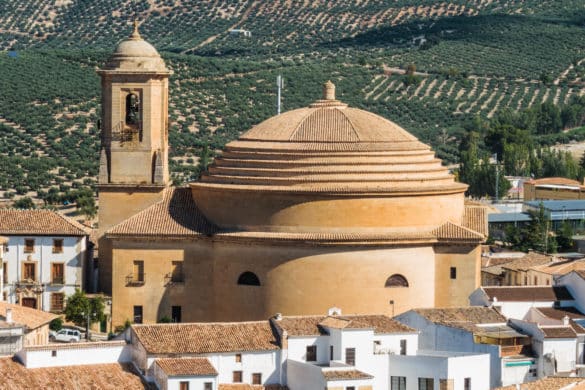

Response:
(287, 336), (329, 365)
(1, 235), (87, 311)
(559, 272), (585, 314)
(19, 341), (130, 368)
(287, 359), (324, 390)
(388, 352), (490, 390)
(167, 376), (217, 390)
(542, 338), (576, 373)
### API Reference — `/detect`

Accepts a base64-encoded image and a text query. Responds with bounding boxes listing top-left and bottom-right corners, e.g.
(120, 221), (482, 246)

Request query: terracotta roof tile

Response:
(501, 253), (553, 271)
(527, 177), (582, 186)
(433, 221), (485, 242)
(132, 321), (278, 354)
(272, 315), (415, 336)
(496, 377), (585, 390)
(482, 286), (574, 302)
(0, 358), (152, 389)
(0, 209), (89, 236)
(541, 326), (577, 339)
(0, 302), (57, 330)
(412, 307), (506, 332)
(531, 258), (585, 276)
(463, 205), (488, 236)
(322, 369), (374, 381)
(154, 357), (217, 376)
(106, 187), (215, 237)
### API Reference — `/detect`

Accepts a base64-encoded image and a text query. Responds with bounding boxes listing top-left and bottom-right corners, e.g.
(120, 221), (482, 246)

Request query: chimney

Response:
(328, 307), (342, 316)
(563, 315), (570, 326)
(6, 308), (13, 324)
(274, 313), (282, 321)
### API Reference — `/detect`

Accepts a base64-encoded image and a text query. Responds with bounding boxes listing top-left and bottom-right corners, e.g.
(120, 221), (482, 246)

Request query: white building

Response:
(469, 286), (575, 319)
(0, 209), (90, 313)
(395, 307), (534, 388)
(7, 312), (493, 390)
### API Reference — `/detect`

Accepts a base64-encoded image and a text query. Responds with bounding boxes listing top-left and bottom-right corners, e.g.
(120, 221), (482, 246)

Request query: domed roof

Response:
(195, 81), (466, 195)
(101, 21), (169, 73)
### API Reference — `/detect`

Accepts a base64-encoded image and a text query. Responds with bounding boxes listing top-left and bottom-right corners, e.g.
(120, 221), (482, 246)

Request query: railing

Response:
(110, 121), (142, 143)
(501, 345), (532, 357)
(51, 277), (65, 285)
(126, 273), (145, 286)
(164, 272), (184, 285)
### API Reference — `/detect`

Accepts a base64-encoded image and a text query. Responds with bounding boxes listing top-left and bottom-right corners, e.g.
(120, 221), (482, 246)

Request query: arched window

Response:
(237, 271), (261, 286)
(385, 274), (409, 288)
(125, 93), (140, 126)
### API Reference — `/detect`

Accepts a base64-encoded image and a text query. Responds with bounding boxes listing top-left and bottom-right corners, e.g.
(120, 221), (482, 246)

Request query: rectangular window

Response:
(330, 345), (334, 360)
(51, 263), (64, 284)
(171, 261), (184, 283)
(400, 339), (407, 355)
(450, 267), (457, 279)
(306, 345), (317, 362)
(179, 382), (189, 390)
(233, 371), (242, 383)
(391, 376), (406, 390)
(171, 305), (181, 323)
(204, 383), (212, 390)
(2, 292), (6, 301)
(51, 350), (57, 357)
(418, 378), (434, 390)
(252, 373), (262, 385)
(345, 347), (356, 366)
(52, 239), (64, 254)
(133, 260), (144, 283)
(23, 262), (36, 281)
(3, 243), (8, 253)
(235, 353), (242, 363)
(464, 378), (471, 390)
(50, 293), (65, 312)
(133, 305), (143, 324)
(3, 262), (7, 284)
(24, 239), (34, 253)
(533, 276), (537, 285)
(346, 387), (355, 390)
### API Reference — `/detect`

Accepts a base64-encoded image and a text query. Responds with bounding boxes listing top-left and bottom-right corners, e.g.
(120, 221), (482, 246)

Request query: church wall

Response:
(434, 245), (481, 307)
(110, 239), (214, 326)
(210, 241), (437, 321)
(192, 187), (465, 231)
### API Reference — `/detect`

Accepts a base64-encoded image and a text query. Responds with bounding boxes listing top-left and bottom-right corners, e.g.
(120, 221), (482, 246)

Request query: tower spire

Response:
(131, 19), (141, 40)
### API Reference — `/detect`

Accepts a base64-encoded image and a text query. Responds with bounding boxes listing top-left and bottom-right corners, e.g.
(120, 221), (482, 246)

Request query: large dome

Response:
(190, 82), (467, 232)
(101, 21), (169, 73)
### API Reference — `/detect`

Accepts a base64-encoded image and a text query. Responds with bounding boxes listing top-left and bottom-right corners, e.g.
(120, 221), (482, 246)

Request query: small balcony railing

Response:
(501, 345), (532, 357)
(164, 272), (184, 286)
(51, 277), (65, 285)
(126, 273), (145, 286)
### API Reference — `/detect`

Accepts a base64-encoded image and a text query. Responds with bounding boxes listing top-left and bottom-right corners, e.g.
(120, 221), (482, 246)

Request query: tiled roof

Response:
(0, 302), (57, 330)
(272, 315), (415, 337)
(322, 369), (374, 381)
(132, 321), (279, 354)
(482, 286), (574, 302)
(527, 177), (581, 186)
(412, 307), (506, 332)
(462, 205), (488, 236)
(535, 307), (585, 334)
(154, 357), (217, 377)
(433, 221), (486, 242)
(541, 326), (577, 339)
(0, 358), (152, 389)
(501, 252), (552, 271)
(106, 187), (216, 237)
(531, 259), (585, 276)
(575, 270), (585, 280)
(0, 209), (89, 236)
(496, 377), (585, 390)
(26, 341), (126, 351)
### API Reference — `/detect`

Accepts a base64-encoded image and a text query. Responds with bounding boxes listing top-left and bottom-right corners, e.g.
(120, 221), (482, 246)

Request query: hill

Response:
(1, 0), (585, 203)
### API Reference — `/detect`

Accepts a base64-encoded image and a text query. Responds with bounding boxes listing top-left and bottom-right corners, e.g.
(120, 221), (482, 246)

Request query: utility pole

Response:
(276, 75), (283, 115)
(495, 153), (499, 203)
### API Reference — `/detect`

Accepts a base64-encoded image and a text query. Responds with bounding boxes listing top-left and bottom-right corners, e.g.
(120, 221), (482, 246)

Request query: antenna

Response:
(276, 75), (284, 115)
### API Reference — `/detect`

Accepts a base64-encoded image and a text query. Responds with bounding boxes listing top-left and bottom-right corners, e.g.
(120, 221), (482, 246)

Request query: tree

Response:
(64, 289), (105, 328)
(77, 195), (97, 220)
(556, 221), (574, 252)
(13, 197), (35, 209)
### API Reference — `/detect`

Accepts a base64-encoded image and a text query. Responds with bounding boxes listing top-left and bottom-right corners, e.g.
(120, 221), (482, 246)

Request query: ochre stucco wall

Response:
(434, 245), (481, 307)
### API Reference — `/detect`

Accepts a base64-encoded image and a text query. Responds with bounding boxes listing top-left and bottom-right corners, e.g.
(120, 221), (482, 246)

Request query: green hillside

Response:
(1, 0), (585, 202)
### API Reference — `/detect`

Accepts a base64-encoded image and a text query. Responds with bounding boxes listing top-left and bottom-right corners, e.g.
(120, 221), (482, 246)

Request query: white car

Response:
(50, 328), (81, 343)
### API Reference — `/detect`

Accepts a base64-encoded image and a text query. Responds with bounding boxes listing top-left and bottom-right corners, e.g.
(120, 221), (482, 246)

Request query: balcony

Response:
(51, 277), (65, 286)
(164, 272), (184, 286)
(501, 345), (533, 357)
(126, 273), (145, 286)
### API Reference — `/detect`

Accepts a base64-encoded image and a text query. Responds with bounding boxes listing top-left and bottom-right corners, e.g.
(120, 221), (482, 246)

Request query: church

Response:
(96, 24), (487, 327)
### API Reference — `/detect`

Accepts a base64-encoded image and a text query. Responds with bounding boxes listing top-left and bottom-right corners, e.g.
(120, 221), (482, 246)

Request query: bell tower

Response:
(97, 22), (171, 293)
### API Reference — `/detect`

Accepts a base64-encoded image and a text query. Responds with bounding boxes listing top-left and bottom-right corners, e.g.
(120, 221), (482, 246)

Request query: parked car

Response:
(50, 328), (81, 343)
